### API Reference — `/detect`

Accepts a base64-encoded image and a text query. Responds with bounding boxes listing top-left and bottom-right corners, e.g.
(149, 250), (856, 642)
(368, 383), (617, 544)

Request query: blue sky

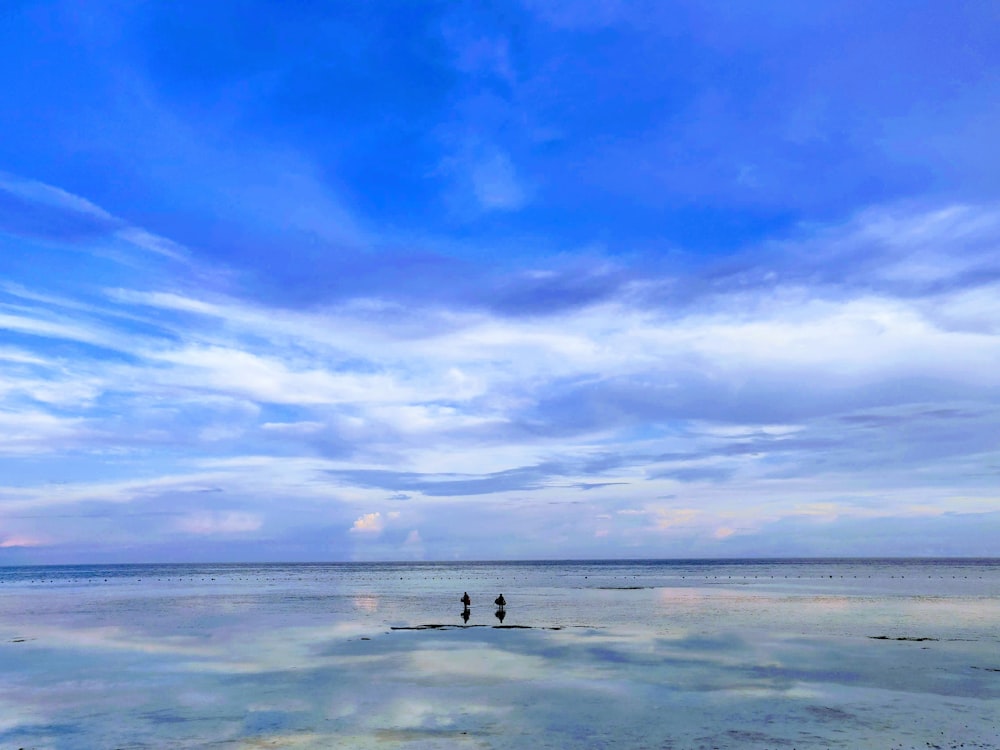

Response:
(1, 0), (999, 562)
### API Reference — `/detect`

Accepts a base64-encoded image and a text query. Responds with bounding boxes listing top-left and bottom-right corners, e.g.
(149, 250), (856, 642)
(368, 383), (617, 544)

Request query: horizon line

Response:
(4, 555), (999, 569)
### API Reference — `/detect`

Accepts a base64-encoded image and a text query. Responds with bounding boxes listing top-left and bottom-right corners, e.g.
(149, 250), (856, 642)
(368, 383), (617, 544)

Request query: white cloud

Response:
(0, 171), (114, 222)
(922, 283), (1000, 335)
(144, 345), (414, 405)
(177, 512), (262, 535)
(0, 347), (49, 366)
(0, 534), (48, 548)
(261, 421), (326, 435)
(0, 410), (91, 455)
(3, 190), (1000, 557)
(0, 310), (114, 348)
(0, 172), (191, 264)
(651, 508), (701, 530)
(115, 227), (188, 260)
(350, 512), (384, 534)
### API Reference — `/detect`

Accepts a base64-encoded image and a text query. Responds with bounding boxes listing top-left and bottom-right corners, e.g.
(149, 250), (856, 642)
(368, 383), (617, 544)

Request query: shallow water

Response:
(1, 560), (998, 748)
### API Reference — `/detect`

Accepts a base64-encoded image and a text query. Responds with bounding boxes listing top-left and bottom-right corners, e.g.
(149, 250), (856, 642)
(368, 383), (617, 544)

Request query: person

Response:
(494, 593), (506, 608)
(461, 592), (471, 606)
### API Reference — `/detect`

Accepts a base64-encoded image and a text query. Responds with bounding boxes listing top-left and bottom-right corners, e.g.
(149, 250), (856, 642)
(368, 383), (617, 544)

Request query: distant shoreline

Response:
(3, 556), (999, 570)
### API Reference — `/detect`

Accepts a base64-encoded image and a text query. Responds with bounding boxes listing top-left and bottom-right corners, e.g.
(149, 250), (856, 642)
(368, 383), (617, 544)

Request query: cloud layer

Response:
(1, 2), (998, 560)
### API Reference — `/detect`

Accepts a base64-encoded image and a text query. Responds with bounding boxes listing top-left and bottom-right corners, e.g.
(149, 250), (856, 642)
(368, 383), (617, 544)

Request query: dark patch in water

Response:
(806, 705), (856, 722)
(391, 624), (460, 630)
(141, 710), (192, 725)
(389, 624), (562, 631)
(588, 646), (631, 663)
(700, 729), (791, 746)
(868, 635), (938, 641)
(390, 624), (491, 630)
(376, 728), (481, 741)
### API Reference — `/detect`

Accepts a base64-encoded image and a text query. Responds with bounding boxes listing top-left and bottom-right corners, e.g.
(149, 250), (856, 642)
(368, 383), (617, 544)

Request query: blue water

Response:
(1, 559), (998, 748)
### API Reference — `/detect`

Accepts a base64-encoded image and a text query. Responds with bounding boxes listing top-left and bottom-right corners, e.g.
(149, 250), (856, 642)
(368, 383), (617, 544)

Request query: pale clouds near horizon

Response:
(1, 179), (998, 561)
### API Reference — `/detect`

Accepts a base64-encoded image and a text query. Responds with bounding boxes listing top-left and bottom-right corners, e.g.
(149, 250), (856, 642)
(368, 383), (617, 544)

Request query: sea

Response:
(1, 559), (997, 749)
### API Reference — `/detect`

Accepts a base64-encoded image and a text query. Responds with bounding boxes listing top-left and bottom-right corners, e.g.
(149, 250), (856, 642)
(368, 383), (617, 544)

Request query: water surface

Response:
(1, 559), (998, 748)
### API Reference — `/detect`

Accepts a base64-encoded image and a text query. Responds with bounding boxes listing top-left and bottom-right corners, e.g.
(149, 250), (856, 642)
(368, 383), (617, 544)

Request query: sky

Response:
(1, 0), (999, 563)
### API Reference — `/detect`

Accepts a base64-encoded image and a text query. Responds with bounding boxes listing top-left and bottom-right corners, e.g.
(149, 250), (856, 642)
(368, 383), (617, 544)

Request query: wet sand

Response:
(1, 560), (997, 748)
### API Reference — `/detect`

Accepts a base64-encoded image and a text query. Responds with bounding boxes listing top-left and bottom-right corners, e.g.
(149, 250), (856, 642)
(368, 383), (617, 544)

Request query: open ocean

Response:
(1, 559), (998, 749)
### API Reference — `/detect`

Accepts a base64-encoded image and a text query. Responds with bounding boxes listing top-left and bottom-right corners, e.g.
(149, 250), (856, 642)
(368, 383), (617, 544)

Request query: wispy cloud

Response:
(0, 172), (117, 241)
(177, 511), (262, 535)
(2, 203), (999, 532)
(0, 534), (48, 548)
(471, 150), (528, 211)
(0, 172), (187, 261)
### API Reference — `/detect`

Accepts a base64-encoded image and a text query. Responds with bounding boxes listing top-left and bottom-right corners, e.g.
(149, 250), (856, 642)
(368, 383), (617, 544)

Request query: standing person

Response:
(494, 593), (506, 608)
(461, 592), (471, 606)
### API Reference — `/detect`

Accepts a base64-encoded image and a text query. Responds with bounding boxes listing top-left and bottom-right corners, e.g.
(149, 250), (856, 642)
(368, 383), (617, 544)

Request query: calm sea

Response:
(1, 559), (998, 748)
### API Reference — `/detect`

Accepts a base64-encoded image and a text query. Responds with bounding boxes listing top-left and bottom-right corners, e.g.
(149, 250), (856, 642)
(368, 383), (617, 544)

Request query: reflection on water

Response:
(0, 560), (998, 749)
(352, 595), (379, 613)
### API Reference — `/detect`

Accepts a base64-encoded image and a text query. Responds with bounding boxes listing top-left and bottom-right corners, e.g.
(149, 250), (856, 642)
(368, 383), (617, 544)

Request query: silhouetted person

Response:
(494, 594), (506, 608)
(461, 606), (471, 624)
(461, 592), (471, 606)
(494, 607), (506, 623)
